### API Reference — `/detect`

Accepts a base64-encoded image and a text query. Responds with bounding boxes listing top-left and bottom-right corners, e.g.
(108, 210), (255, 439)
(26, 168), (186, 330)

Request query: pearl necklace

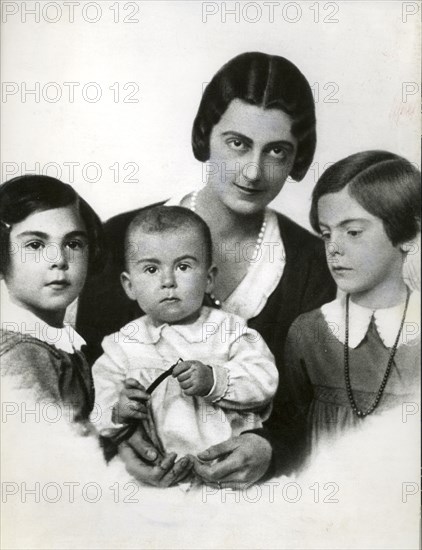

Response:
(189, 190), (268, 256)
(344, 288), (410, 418)
(189, 190), (268, 308)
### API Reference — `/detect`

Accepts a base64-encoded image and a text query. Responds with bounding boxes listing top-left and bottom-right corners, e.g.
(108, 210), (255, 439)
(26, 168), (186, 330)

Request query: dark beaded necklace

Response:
(344, 288), (410, 418)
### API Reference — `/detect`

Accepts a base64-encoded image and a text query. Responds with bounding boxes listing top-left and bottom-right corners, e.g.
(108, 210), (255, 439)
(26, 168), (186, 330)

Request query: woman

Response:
(77, 52), (336, 486)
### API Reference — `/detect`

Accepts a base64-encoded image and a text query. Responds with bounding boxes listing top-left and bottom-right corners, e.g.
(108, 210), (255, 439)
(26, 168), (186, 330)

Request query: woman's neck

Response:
(192, 187), (264, 241)
(350, 277), (409, 310)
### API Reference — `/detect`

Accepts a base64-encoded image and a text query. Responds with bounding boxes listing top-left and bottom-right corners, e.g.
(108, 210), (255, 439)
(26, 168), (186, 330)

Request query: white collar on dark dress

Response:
(1, 282), (86, 353)
(321, 290), (420, 349)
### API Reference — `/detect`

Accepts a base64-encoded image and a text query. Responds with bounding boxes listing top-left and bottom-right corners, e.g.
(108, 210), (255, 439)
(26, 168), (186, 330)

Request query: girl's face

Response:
(2, 205), (89, 326)
(317, 187), (406, 307)
(206, 99), (298, 216)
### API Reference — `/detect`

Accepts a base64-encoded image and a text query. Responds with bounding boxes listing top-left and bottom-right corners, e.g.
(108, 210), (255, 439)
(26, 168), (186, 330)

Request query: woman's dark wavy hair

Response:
(192, 51), (316, 181)
(310, 151), (421, 246)
(0, 174), (106, 276)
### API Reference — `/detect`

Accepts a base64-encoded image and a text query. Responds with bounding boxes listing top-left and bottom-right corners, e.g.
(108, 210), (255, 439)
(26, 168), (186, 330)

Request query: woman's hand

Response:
(193, 433), (272, 489)
(118, 429), (193, 487)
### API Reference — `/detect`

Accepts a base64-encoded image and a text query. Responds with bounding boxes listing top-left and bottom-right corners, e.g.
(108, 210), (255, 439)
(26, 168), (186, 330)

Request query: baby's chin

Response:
(149, 309), (202, 327)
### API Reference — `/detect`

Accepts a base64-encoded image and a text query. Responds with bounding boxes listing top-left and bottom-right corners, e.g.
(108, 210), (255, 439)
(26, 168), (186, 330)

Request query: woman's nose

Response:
(242, 151), (263, 183)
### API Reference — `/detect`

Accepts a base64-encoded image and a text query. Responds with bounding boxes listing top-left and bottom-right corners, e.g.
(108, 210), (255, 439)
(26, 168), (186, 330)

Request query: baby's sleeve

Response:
(90, 333), (130, 433)
(204, 322), (278, 411)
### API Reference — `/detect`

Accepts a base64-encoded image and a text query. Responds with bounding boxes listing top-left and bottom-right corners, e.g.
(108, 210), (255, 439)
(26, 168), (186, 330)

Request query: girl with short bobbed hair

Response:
(310, 150), (420, 246)
(275, 151), (420, 469)
(78, 51), (336, 487)
(192, 51), (316, 181)
(0, 175), (105, 276)
(0, 174), (105, 427)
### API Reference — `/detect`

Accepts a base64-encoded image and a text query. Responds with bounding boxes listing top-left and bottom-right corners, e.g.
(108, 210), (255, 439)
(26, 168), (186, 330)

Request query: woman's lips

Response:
(233, 182), (264, 194)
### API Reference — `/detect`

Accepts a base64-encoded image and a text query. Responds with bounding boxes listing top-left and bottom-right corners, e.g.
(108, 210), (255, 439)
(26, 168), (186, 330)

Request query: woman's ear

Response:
(120, 271), (136, 301)
(206, 265), (218, 294)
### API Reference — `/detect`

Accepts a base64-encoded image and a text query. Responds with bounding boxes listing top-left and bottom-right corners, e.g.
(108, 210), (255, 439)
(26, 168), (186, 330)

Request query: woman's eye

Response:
(320, 232), (331, 242)
(25, 241), (44, 250)
(145, 266), (157, 274)
(227, 138), (246, 151)
(268, 147), (287, 159)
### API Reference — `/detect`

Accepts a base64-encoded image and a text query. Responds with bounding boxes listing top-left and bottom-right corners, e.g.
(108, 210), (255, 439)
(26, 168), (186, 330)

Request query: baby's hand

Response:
(113, 378), (150, 424)
(172, 360), (214, 397)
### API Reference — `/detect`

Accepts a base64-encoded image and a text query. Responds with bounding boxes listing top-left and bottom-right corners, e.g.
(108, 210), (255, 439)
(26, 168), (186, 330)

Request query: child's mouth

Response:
(332, 267), (352, 274)
(47, 281), (71, 289)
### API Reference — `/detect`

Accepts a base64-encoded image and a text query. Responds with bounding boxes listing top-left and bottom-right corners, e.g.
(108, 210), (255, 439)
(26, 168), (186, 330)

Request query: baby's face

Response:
(121, 227), (214, 325)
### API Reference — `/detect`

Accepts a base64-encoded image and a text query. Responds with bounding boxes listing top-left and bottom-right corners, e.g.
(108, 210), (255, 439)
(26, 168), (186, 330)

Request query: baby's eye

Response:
(25, 241), (44, 250)
(145, 266), (158, 274)
(177, 263), (191, 272)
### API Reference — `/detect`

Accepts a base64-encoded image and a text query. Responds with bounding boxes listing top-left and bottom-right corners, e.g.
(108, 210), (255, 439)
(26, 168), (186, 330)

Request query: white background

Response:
(1, 0), (420, 229)
(1, 2), (421, 548)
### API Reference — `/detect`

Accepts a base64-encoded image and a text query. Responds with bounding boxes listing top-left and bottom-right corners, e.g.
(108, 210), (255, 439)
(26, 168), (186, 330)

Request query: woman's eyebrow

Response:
(265, 140), (295, 151)
(221, 131), (252, 144)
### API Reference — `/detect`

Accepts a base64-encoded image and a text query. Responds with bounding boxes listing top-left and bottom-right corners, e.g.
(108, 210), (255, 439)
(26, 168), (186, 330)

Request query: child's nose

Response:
(326, 234), (345, 258)
(161, 269), (176, 288)
(50, 246), (69, 270)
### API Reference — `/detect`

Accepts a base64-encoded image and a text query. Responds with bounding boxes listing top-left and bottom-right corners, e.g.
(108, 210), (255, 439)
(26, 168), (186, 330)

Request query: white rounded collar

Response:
(1, 282), (86, 354)
(321, 290), (420, 349)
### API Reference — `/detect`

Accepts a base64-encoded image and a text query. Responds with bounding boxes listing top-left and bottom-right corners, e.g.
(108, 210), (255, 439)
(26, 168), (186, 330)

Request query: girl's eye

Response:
(347, 229), (362, 238)
(66, 240), (86, 250)
(145, 266), (157, 274)
(25, 241), (44, 250)
(177, 263), (191, 272)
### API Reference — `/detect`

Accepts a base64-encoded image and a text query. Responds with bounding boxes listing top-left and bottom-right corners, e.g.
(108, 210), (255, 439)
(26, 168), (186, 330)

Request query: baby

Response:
(92, 206), (278, 463)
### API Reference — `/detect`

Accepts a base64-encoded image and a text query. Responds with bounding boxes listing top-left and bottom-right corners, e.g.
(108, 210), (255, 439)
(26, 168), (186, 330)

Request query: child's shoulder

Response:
(286, 303), (332, 342)
(0, 330), (60, 376)
(101, 315), (154, 349)
(291, 304), (328, 328)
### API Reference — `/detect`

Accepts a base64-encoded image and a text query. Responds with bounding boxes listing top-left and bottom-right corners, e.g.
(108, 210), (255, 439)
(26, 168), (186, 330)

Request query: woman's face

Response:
(206, 99), (298, 216)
